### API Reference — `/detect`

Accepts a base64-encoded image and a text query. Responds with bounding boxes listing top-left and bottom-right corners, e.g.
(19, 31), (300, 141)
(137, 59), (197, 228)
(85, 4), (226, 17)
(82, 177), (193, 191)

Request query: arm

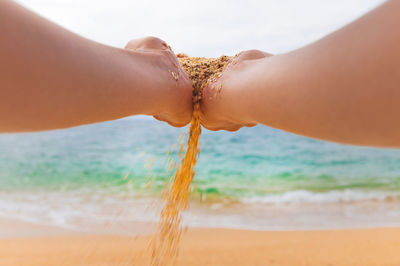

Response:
(0, 1), (192, 132)
(201, 0), (400, 147)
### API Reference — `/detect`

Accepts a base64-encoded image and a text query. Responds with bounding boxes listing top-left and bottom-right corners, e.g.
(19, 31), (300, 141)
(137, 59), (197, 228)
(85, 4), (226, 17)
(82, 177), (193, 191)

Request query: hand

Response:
(125, 37), (193, 127)
(200, 50), (272, 131)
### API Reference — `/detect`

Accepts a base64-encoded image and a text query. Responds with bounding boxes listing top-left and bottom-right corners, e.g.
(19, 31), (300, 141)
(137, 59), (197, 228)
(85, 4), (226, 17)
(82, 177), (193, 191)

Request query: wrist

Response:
(243, 55), (283, 127)
(118, 48), (192, 118)
(226, 57), (269, 126)
(111, 47), (168, 116)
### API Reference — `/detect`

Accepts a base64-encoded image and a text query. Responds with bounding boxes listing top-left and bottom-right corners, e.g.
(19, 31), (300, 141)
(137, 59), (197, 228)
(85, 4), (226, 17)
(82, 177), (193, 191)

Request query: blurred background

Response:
(1, 0), (398, 233)
(18, 0), (384, 56)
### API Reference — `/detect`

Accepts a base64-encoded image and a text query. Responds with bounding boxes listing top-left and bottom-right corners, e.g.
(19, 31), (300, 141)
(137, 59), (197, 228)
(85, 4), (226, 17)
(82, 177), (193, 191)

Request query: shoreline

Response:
(1, 218), (400, 265)
(3, 197), (400, 235)
(3, 195), (400, 233)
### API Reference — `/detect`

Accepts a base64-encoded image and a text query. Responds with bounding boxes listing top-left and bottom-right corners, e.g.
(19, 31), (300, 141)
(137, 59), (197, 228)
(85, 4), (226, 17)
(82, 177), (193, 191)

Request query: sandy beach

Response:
(0, 219), (399, 266)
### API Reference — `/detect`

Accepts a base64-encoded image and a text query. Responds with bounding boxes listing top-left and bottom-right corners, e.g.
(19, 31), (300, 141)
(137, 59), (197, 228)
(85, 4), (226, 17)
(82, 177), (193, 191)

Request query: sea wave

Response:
(2, 189), (400, 232)
(241, 189), (400, 204)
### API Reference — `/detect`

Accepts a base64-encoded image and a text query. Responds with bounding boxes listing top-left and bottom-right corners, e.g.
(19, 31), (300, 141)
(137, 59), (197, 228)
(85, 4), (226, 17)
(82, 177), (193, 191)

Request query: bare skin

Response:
(202, 0), (400, 147)
(0, 1), (192, 132)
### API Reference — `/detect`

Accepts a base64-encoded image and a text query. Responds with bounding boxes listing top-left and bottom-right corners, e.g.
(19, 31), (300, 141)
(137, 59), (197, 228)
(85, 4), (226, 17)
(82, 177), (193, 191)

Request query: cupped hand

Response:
(200, 50), (273, 131)
(125, 37), (193, 127)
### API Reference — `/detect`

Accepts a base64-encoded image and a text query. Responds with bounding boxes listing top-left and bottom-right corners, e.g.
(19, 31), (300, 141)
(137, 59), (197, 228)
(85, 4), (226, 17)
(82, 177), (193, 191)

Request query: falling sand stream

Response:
(149, 54), (234, 265)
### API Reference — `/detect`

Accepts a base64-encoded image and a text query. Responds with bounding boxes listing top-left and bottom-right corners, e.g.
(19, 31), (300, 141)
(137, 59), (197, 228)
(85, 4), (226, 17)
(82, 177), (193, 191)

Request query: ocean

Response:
(1, 118), (400, 232)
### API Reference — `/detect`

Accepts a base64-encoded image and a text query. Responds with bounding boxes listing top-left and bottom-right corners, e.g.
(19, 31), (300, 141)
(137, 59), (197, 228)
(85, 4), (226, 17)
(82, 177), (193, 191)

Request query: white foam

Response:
(241, 189), (400, 204)
(2, 189), (400, 232)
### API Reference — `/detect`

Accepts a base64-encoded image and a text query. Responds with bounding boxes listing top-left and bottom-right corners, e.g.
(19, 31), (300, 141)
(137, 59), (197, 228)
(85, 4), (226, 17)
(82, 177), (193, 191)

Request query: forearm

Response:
(246, 0), (400, 147)
(0, 1), (157, 132)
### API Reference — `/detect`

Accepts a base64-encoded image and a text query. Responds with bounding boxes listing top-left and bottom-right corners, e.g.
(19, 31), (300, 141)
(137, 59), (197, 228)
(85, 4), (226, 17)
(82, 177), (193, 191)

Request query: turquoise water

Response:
(2, 118), (400, 197)
(1, 118), (400, 230)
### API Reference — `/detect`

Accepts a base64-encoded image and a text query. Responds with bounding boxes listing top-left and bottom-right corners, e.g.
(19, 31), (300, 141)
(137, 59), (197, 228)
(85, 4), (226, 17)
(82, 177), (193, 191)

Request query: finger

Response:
(245, 123), (257, 128)
(235, 49), (272, 61)
(153, 114), (165, 122)
(201, 123), (219, 131)
(200, 116), (240, 132)
(125, 36), (170, 51)
(199, 113), (217, 131)
(202, 124), (242, 132)
(154, 115), (189, 128)
(225, 125), (242, 132)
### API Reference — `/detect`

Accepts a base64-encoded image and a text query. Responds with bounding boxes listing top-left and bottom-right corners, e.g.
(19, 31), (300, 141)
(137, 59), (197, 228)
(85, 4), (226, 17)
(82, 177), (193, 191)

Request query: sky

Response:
(16, 0), (385, 57)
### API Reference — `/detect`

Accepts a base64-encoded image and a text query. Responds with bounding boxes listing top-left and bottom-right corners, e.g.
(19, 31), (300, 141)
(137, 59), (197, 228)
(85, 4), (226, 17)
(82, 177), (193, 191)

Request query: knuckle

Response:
(199, 117), (221, 131)
(247, 49), (263, 54)
(144, 36), (162, 43)
(144, 36), (165, 48)
(202, 124), (219, 131)
(226, 126), (241, 132)
(126, 36), (166, 50)
(237, 49), (267, 60)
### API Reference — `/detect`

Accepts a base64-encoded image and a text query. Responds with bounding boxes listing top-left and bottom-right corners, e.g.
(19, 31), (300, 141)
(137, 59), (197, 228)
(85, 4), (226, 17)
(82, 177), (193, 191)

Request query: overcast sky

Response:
(16, 0), (385, 57)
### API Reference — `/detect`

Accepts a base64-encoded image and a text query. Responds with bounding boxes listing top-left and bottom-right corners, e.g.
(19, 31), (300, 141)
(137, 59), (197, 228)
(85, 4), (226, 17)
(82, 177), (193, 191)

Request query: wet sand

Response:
(1, 219), (400, 265)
